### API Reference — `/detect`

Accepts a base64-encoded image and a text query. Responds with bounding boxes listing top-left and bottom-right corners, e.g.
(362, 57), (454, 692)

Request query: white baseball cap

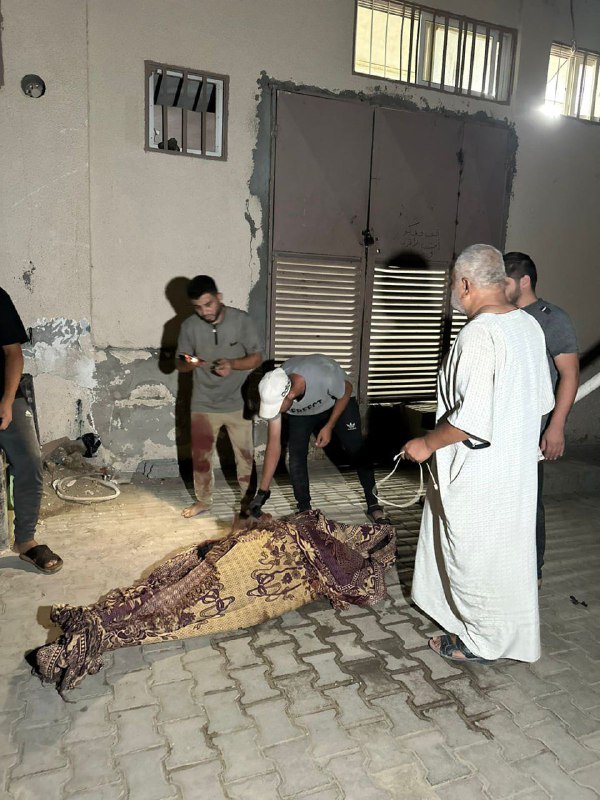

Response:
(258, 368), (292, 420)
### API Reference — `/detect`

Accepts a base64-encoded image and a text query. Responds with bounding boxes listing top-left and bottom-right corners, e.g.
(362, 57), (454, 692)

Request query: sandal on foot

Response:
(430, 634), (494, 664)
(19, 544), (63, 575)
(367, 510), (393, 526)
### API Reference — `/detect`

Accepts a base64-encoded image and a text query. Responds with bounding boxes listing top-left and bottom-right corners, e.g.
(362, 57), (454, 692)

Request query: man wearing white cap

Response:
(249, 354), (389, 522)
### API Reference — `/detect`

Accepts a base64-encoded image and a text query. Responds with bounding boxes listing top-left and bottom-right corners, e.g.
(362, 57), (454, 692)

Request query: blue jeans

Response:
(0, 398), (43, 544)
(287, 398), (378, 513)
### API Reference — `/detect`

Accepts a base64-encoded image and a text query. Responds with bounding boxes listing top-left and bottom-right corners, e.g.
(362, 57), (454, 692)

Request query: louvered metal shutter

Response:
(270, 254), (365, 388)
(367, 265), (448, 401)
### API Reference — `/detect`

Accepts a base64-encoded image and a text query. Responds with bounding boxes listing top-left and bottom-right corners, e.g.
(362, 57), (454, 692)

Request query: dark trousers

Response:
(0, 397), (43, 545)
(287, 398), (378, 512)
(536, 461), (545, 579)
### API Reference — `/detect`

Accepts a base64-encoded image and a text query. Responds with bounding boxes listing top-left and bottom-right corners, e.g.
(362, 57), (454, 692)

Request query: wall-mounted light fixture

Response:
(21, 75), (46, 98)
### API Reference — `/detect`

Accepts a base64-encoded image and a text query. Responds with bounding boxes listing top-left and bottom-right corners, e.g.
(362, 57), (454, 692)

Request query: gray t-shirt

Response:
(523, 298), (578, 390)
(177, 306), (261, 413)
(282, 354), (348, 416)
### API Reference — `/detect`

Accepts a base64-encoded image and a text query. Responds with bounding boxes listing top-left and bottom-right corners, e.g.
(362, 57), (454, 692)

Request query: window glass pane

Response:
(182, 76), (203, 111)
(187, 110), (202, 153)
(164, 107), (182, 151)
(545, 49), (570, 113)
(205, 82), (220, 156)
(148, 69), (163, 148)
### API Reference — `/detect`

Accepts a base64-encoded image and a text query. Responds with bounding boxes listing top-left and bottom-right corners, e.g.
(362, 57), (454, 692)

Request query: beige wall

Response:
(1, 0), (599, 467)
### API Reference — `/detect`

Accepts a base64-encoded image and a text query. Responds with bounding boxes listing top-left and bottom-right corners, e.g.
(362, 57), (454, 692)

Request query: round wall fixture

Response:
(21, 75), (46, 98)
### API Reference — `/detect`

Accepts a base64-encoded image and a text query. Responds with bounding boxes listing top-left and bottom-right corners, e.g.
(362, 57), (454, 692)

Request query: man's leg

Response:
(287, 414), (323, 512)
(223, 409), (256, 511)
(183, 411), (219, 517)
(0, 398), (61, 569)
(332, 398), (382, 516)
(536, 461), (545, 581)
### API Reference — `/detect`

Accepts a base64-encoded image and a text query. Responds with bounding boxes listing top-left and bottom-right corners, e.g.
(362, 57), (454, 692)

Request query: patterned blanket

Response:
(32, 510), (396, 692)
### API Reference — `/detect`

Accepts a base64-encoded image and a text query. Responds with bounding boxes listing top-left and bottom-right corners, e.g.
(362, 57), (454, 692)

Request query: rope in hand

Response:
(372, 451), (438, 509)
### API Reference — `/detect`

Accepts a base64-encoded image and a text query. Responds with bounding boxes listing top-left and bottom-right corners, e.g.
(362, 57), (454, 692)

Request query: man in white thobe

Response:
(404, 244), (554, 663)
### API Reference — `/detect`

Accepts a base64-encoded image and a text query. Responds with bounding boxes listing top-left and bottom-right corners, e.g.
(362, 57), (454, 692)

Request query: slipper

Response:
(367, 510), (394, 526)
(429, 634), (495, 664)
(19, 544), (63, 575)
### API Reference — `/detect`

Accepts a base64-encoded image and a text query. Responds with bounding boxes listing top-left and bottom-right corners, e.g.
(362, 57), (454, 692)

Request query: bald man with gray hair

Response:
(403, 244), (554, 665)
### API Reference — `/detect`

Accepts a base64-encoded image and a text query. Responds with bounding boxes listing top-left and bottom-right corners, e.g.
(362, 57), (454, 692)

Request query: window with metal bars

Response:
(353, 0), (516, 103)
(544, 42), (600, 123)
(145, 61), (228, 159)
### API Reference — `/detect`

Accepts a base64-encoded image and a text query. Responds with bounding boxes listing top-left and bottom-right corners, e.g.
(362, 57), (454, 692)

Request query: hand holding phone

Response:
(178, 353), (206, 366)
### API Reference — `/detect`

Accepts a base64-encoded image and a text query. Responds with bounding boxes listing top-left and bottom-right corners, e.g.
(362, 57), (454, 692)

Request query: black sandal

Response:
(19, 544), (63, 574)
(367, 508), (393, 526)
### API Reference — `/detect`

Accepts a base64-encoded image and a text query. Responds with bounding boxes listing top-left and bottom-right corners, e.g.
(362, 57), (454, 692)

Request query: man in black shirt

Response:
(0, 288), (63, 573)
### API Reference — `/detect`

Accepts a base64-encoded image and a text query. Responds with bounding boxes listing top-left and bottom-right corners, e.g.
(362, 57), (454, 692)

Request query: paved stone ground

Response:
(1, 463), (599, 799)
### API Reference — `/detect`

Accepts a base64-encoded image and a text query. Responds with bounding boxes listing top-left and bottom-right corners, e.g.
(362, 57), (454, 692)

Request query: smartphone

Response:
(178, 354), (202, 364)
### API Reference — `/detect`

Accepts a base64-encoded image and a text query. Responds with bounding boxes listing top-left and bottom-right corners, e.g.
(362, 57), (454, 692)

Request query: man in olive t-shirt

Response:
(176, 275), (262, 517)
(504, 252), (579, 583)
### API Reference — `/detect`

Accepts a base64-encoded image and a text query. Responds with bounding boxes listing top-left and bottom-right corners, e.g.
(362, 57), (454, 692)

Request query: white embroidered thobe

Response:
(412, 310), (554, 661)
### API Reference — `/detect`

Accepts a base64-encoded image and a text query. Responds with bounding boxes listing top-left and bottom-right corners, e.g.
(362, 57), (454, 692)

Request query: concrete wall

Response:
(1, 0), (599, 471)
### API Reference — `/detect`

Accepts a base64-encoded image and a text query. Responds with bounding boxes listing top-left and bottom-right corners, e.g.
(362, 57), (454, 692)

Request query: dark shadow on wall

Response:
(580, 340), (600, 370)
(159, 277), (194, 486)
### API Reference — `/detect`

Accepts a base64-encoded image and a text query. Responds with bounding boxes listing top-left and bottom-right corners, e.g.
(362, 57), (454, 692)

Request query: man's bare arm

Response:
(0, 344), (24, 431)
(258, 416), (282, 491)
(403, 421), (469, 463)
(315, 381), (352, 448)
(542, 352), (579, 460)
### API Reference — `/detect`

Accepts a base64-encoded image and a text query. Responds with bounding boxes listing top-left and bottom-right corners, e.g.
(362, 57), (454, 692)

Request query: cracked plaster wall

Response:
(2, 0), (600, 470)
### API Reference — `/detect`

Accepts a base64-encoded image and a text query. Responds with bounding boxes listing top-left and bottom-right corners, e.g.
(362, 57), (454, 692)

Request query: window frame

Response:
(352, 1), (517, 105)
(144, 60), (229, 161)
(544, 42), (600, 124)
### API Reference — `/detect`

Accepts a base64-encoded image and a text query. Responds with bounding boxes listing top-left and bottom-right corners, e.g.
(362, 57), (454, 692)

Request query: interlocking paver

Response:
(118, 746), (176, 800)
(385, 622), (429, 650)
(64, 695), (116, 743)
(403, 730), (472, 785)
(349, 616), (393, 642)
(487, 684), (550, 727)
(326, 751), (391, 799)
(525, 717), (598, 770)
(277, 672), (333, 716)
(537, 691), (600, 737)
(325, 683), (383, 727)
(105, 644), (146, 675)
(474, 711), (544, 761)
(458, 741), (537, 797)
(288, 624), (327, 654)
(63, 783), (127, 800)
(433, 775), (489, 799)
(348, 721), (413, 772)
(412, 648), (463, 681)
(369, 639), (422, 672)
(345, 658), (400, 697)
(151, 679), (203, 722)
(504, 663), (562, 698)
(394, 670), (451, 707)
(424, 706), (484, 750)
(204, 689), (251, 734)
(108, 669), (156, 711)
(547, 668), (600, 710)
(170, 761), (226, 799)
(246, 698), (304, 747)
(147, 651), (190, 684)
(308, 609), (353, 636)
(302, 650), (351, 687)
(186, 654), (235, 695)
(16, 681), (70, 728)
(225, 772), (282, 799)
(11, 722), (69, 778)
(113, 705), (164, 754)
(65, 735), (119, 794)
(371, 693), (434, 736)
(327, 632), (373, 662)
(517, 751), (598, 799)
(297, 709), (355, 758)
(214, 728), (273, 782)
(439, 675), (498, 717)
(231, 664), (280, 704)
(573, 762), (600, 793)
(264, 738), (331, 796)
(8, 767), (69, 800)
(252, 621), (290, 648)
(162, 716), (215, 768)
(264, 642), (310, 677)
(0, 710), (21, 756)
(219, 636), (261, 669)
